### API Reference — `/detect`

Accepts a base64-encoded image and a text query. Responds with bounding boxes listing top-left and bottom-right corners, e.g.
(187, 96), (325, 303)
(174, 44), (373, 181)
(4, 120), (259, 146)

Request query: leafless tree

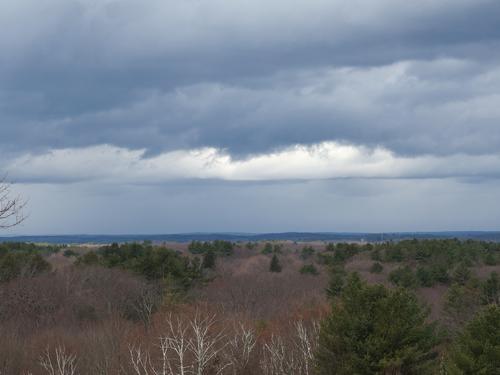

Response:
(189, 313), (228, 375)
(0, 177), (26, 228)
(39, 346), (77, 375)
(133, 283), (162, 330)
(224, 324), (256, 375)
(129, 346), (153, 375)
(130, 313), (229, 375)
(260, 321), (319, 375)
(292, 321), (320, 375)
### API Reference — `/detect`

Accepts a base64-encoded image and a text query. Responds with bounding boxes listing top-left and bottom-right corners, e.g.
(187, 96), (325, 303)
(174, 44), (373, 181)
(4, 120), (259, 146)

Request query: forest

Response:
(0, 238), (498, 374)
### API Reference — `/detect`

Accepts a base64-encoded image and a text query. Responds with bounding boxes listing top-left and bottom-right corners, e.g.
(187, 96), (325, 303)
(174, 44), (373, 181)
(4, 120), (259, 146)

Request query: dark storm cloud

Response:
(1, 0), (500, 158)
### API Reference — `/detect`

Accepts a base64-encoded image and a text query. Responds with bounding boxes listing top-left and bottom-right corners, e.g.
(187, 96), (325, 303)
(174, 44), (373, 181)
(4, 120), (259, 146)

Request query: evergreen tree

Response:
(444, 283), (481, 332)
(262, 242), (274, 254)
(317, 274), (439, 374)
(300, 263), (319, 275)
(445, 305), (500, 374)
(389, 265), (418, 288)
(202, 248), (216, 269)
(326, 266), (346, 298)
(481, 271), (500, 305)
(453, 263), (472, 286)
(269, 254), (282, 272)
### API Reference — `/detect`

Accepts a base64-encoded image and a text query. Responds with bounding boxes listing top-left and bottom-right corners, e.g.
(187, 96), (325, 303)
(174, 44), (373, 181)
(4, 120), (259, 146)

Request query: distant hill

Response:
(1, 231), (500, 244)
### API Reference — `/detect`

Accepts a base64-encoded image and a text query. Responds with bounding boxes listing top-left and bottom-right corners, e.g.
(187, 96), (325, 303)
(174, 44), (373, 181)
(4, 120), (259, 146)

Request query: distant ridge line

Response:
(1, 231), (500, 244)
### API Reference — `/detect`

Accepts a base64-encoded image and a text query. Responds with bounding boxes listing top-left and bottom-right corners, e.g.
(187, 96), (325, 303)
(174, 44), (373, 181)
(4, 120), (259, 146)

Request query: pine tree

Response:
(202, 248), (216, 269)
(326, 266), (346, 298)
(317, 274), (439, 374)
(269, 254), (282, 272)
(445, 305), (500, 374)
(481, 271), (500, 305)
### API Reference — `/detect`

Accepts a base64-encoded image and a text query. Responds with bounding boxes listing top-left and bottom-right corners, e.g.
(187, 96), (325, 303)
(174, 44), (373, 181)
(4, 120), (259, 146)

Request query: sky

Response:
(1, 0), (500, 234)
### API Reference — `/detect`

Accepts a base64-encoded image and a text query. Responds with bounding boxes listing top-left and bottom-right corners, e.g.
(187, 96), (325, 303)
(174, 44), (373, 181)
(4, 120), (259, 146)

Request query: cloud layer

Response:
(1, 0), (500, 158)
(7, 142), (500, 184)
(1, 0), (500, 233)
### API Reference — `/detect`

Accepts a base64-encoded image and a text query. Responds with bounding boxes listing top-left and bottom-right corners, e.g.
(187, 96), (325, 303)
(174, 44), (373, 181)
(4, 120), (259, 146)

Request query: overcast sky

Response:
(2, 0), (500, 234)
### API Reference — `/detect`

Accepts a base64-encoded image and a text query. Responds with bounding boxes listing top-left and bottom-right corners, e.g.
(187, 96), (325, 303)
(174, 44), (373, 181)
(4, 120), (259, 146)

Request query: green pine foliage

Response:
(188, 240), (234, 256)
(445, 305), (500, 374)
(326, 266), (346, 299)
(481, 271), (500, 305)
(0, 251), (51, 282)
(269, 254), (282, 272)
(453, 263), (472, 286)
(300, 263), (319, 275)
(202, 248), (216, 269)
(301, 246), (315, 259)
(389, 266), (418, 288)
(0, 242), (55, 282)
(262, 242), (274, 254)
(316, 274), (439, 374)
(443, 283), (481, 332)
(79, 242), (203, 289)
(371, 239), (500, 270)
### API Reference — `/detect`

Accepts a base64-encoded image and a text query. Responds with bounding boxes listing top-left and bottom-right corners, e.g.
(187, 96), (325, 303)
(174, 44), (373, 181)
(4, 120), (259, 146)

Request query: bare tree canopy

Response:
(0, 177), (26, 228)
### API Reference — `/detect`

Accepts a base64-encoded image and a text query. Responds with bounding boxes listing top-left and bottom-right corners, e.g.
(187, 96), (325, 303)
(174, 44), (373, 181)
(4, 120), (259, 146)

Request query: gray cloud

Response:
(2, 0), (500, 234)
(4, 59), (500, 159)
(1, 0), (500, 158)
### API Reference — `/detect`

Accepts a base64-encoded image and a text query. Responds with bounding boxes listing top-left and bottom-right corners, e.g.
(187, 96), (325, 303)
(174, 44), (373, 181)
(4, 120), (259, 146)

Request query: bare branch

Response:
(0, 177), (27, 229)
(39, 346), (77, 375)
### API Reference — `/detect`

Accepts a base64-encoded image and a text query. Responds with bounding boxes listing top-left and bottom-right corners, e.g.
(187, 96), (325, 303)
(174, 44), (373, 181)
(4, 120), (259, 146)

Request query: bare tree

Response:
(129, 313), (229, 375)
(0, 177), (26, 228)
(189, 313), (229, 375)
(129, 346), (153, 375)
(132, 283), (162, 330)
(260, 321), (319, 375)
(224, 324), (256, 375)
(39, 346), (77, 375)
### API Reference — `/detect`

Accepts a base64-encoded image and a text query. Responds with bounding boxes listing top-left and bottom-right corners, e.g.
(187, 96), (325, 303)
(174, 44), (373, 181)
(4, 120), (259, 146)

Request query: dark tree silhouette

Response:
(269, 254), (282, 272)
